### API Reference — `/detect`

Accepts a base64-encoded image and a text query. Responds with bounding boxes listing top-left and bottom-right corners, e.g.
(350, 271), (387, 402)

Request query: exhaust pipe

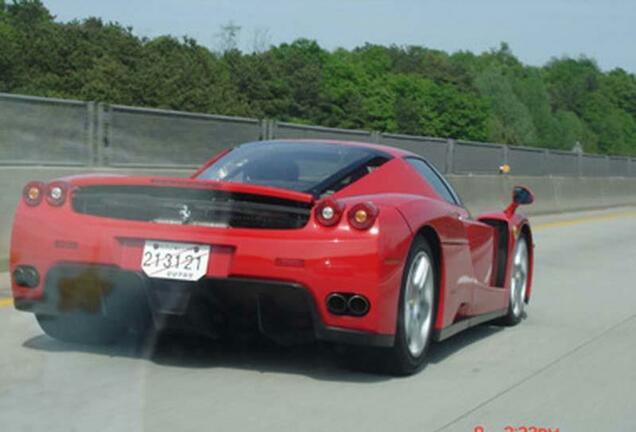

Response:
(347, 295), (370, 316)
(326, 293), (347, 315)
(13, 265), (40, 288)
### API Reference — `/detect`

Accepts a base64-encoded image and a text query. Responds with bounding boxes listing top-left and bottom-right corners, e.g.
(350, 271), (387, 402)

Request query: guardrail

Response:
(2, 92), (636, 176)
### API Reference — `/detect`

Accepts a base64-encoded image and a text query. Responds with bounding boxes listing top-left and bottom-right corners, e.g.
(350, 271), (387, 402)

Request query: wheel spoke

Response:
(407, 310), (418, 346)
(412, 257), (429, 288)
(510, 238), (528, 318)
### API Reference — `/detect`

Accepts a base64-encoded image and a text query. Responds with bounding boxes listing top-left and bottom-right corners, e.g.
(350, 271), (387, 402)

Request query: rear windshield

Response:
(197, 141), (389, 196)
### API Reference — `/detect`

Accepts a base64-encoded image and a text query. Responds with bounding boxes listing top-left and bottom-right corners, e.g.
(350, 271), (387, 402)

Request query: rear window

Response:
(197, 141), (390, 196)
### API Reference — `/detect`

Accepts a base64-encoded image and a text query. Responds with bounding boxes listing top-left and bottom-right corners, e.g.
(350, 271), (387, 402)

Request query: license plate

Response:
(141, 241), (210, 281)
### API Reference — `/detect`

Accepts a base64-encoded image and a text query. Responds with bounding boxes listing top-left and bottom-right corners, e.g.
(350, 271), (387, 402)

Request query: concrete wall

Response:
(447, 175), (636, 216)
(2, 167), (636, 268)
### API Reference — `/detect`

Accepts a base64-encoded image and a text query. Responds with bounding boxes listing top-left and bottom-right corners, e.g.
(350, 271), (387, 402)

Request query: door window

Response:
(405, 158), (462, 206)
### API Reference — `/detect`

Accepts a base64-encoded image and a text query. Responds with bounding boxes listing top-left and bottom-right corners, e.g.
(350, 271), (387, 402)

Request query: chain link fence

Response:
(452, 140), (506, 175)
(273, 122), (373, 143)
(378, 134), (449, 172)
(102, 105), (264, 167)
(1, 92), (635, 177)
(0, 93), (93, 165)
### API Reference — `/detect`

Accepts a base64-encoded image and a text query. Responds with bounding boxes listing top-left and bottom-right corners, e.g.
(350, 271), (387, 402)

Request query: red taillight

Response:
(314, 199), (345, 227)
(45, 181), (69, 207)
(23, 181), (45, 207)
(347, 202), (379, 230)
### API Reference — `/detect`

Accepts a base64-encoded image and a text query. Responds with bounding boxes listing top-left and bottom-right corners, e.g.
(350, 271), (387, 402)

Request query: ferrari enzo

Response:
(10, 140), (534, 375)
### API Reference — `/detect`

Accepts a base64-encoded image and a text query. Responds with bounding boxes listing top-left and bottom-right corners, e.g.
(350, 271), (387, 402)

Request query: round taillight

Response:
(347, 202), (379, 230)
(46, 182), (69, 207)
(23, 182), (45, 207)
(315, 199), (344, 227)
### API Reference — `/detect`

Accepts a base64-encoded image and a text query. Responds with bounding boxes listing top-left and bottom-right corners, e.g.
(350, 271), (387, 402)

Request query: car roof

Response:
(255, 139), (416, 159)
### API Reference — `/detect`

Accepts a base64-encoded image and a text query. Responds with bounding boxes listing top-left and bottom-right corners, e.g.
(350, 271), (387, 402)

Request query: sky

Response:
(44, 0), (636, 72)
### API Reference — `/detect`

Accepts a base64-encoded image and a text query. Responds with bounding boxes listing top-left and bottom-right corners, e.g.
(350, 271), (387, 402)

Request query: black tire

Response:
(36, 312), (125, 345)
(500, 234), (530, 327)
(344, 236), (438, 376)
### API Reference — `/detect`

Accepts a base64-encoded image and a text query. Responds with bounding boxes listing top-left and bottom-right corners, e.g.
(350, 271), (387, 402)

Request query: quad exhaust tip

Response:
(13, 265), (40, 288)
(347, 295), (370, 316)
(326, 293), (370, 317)
(326, 293), (348, 315)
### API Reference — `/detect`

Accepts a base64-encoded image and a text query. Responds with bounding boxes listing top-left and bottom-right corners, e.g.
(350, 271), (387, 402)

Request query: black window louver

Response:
(72, 185), (311, 230)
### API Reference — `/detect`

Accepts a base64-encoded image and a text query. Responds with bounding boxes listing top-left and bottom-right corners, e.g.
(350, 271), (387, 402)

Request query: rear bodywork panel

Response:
(11, 175), (412, 346)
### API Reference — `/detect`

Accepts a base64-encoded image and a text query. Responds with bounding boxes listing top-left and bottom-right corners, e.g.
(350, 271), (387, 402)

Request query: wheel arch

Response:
(478, 211), (534, 298)
(519, 222), (534, 303)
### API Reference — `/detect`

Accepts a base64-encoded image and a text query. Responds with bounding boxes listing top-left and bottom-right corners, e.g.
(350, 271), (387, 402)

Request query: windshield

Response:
(197, 141), (388, 195)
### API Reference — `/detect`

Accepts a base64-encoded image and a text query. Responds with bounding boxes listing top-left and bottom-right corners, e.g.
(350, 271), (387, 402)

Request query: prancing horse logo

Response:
(178, 205), (192, 224)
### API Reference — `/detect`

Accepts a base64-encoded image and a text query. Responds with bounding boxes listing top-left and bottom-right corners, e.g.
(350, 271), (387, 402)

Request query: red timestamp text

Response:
(473, 426), (560, 432)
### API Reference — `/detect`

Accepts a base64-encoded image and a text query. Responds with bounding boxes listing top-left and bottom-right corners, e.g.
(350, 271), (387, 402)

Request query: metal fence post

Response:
(95, 103), (111, 167)
(268, 119), (277, 140)
(259, 119), (269, 141)
(502, 144), (509, 166)
(370, 131), (381, 144)
(445, 139), (455, 174)
(86, 101), (96, 167)
(95, 103), (104, 167)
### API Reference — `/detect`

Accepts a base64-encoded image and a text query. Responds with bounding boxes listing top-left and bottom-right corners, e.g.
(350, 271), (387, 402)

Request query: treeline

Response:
(1, 1), (636, 156)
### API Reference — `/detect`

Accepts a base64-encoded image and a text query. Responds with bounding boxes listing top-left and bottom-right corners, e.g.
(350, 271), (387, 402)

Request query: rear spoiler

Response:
(63, 175), (315, 205)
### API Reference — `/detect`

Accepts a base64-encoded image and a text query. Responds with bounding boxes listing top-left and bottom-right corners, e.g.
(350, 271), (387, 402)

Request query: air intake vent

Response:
(72, 185), (311, 229)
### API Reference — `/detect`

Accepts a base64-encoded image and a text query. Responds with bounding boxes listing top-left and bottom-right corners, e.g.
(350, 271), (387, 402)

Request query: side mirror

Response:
(505, 186), (534, 217)
(513, 186), (534, 205)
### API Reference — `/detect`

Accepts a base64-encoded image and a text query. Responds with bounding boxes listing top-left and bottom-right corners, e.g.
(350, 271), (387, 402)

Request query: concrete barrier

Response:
(2, 167), (636, 268)
(446, 175), (508, 215)
(453, 175), (636, 216)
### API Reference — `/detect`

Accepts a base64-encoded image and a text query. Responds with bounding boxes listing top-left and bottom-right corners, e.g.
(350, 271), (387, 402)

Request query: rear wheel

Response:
(502, 235), (529, 326)
(36, 312), (125, 345)
(347, 236), (437, 376)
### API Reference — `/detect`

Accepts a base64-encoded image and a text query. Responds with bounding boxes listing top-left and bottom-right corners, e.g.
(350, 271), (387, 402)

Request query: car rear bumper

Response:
(14, 263), (394, 347)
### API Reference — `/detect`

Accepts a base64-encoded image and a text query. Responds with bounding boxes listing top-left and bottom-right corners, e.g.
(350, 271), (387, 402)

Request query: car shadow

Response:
(22, 322), (506, 381)
(427, 324), (505, 364)
(22, 331), (391, 383)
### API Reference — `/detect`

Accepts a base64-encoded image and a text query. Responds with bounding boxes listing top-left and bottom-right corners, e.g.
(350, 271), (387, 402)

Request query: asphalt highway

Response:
(1, 207), (635, 432)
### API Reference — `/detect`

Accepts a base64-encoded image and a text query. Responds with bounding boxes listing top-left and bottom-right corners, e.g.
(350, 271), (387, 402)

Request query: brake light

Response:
(46, 181), (69, 207)
(315, 199), (345, 227)
(347, 202), (379, 230)
(23, 182), (45, 207)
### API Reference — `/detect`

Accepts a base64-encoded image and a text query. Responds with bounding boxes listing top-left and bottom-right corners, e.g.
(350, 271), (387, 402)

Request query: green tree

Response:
(602, 68), (636, 117)
(543, 57), (600, 115)
(475, 66), (537, 145)
(582, 91), (636, 155)
(514, 69), (562, 148)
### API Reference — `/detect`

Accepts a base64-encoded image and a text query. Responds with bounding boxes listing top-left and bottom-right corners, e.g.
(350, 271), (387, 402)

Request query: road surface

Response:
(1, 207), (635, 432)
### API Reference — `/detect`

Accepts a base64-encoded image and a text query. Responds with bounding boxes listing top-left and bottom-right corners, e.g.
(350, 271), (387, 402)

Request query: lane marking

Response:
(0, 298), (13, 308)
(535, 210), (636, 231)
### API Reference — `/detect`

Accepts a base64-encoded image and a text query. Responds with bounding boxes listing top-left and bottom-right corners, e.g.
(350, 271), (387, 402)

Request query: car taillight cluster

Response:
(314, 199), (379, 230)
(23, 181), (69, 207)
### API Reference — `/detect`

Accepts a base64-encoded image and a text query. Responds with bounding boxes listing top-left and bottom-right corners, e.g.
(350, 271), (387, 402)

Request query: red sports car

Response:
(10, 140), (534, 375)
